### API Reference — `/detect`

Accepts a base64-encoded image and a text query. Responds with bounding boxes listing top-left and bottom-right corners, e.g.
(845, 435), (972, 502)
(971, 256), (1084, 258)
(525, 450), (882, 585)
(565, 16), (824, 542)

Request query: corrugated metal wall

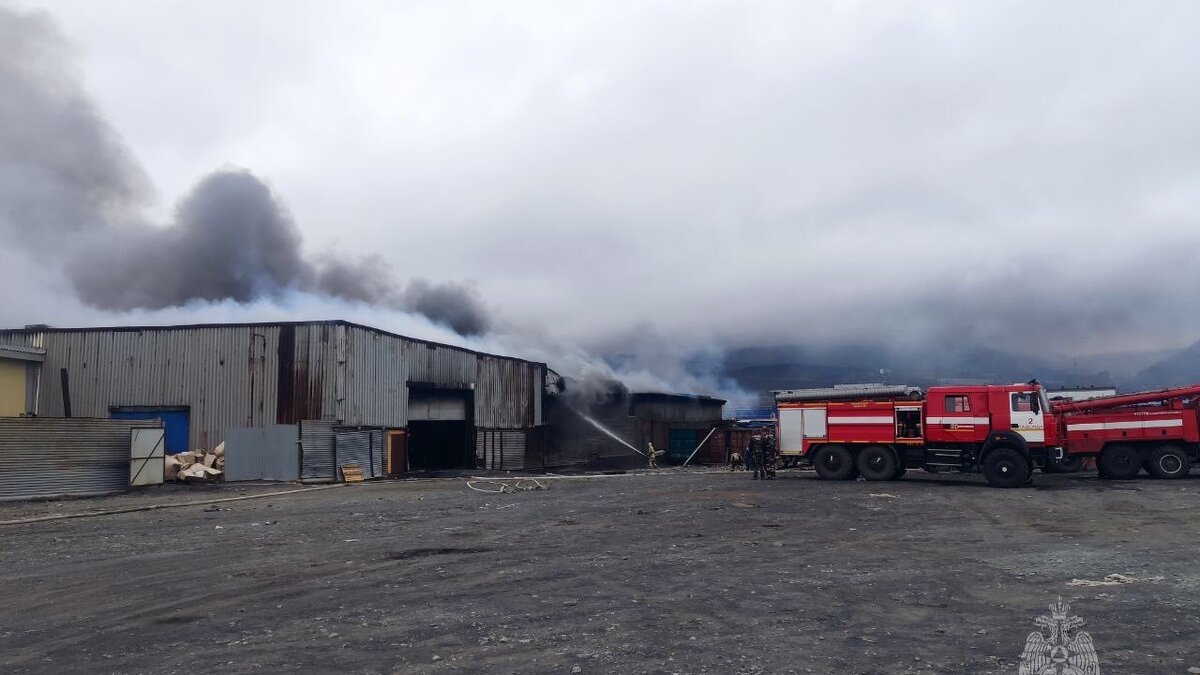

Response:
(334, 428), (384, 478)
(1, 326), (283, 451)
(475, 356), (538, 428)
(224, 424), (300, 481)
(0, 417), (162, 501)
(629, 399), (724, 423)
(1, 322), (546, 453)
(709, 427), (756, 465)
(300, 419), (337, 481)
(342, 327), (408, 427)
(476, 428), (528, 470)
(341, 325), (543, 429)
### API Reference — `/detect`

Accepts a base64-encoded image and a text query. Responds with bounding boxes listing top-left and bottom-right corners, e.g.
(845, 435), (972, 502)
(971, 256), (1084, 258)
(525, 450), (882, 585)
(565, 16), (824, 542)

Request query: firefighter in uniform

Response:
(747, 435), (762, 479)
(761, 433), (777, 479)
(647, 441), (657, 469)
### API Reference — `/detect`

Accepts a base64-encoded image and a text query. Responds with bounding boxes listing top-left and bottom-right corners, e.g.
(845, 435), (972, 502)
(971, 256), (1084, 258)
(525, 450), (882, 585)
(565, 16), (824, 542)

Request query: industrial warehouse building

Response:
(0, 320), (549, 480)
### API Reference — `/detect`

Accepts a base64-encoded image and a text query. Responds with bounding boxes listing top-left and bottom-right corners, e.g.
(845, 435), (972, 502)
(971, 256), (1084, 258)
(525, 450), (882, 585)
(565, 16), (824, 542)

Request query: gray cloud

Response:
(5, 0), (1200, 394)
(69, 170), (311, 309)
(399, 280), (490, 337)
(0, 4), (489, 337)
(0, 5), (148, 248)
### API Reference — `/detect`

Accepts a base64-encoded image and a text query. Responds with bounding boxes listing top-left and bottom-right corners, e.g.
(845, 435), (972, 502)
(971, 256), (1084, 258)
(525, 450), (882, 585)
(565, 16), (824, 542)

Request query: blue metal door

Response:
(111, 408), (191, 454)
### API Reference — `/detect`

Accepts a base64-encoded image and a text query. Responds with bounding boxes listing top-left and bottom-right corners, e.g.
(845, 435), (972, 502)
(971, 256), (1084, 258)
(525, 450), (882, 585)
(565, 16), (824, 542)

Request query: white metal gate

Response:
(129, 427), (165, 486)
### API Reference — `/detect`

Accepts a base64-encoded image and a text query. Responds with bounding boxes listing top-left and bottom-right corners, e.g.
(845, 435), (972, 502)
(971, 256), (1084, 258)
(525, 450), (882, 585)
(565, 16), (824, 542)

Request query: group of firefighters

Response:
(645, 432), (777, 479)
(740, 432), (777, 479)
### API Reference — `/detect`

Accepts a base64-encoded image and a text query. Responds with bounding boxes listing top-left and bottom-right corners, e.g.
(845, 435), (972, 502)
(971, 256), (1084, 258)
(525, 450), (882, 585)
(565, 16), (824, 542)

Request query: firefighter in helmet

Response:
(761, 432), (777, 479)
(747, 435), (762, 479)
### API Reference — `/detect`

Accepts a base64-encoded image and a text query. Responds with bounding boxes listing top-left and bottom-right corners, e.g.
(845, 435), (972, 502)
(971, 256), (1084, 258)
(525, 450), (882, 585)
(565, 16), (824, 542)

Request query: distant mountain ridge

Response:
(1125, 339), (1200, 390)
(717, 341), (1187, 401)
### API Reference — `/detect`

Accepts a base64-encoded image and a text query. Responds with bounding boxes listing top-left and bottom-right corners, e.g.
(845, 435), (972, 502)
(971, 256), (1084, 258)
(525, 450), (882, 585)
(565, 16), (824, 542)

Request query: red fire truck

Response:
(776, 383), (1062, 488)
(1053, 384), (1200, 480)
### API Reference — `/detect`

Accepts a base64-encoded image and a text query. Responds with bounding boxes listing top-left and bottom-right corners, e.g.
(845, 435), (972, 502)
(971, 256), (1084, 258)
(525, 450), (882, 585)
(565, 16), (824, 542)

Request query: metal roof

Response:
(0, 319), (546, 368)
(630, 392), (728, 405)
(0, 344), (45, 362)
(775, 384), (922, 402)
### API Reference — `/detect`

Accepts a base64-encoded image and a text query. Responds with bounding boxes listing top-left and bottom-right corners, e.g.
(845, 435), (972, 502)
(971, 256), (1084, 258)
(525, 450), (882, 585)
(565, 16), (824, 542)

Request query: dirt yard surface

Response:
(3, 468), (1200, 674)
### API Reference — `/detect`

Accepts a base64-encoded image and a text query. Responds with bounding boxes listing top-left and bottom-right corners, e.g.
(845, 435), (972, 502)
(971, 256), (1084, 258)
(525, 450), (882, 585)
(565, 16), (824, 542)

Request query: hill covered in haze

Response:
(716, 341), (1188, 401)
(1125, 339), (1200, 390)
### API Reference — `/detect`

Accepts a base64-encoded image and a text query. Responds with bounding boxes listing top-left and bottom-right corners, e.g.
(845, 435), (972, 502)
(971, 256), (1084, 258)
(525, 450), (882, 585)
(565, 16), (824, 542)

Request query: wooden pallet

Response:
(340, 464), (365, 483)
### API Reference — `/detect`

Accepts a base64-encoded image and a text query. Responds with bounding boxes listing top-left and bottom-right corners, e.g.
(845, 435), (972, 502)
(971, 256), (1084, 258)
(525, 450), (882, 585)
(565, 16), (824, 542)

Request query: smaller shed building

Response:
(631, 393), (726, 464)
(540, 390), (727, 470)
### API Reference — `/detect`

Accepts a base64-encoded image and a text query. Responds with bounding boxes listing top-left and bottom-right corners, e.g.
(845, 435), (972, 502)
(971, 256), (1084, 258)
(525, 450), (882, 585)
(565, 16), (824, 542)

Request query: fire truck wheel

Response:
(857, 445), (897, 481)
(813, 445), (856, 481)
(892, 465), (907, 480)
(1098, 444), (1142, 480)
(1146, 445), (1190, 479)
(981, 447), (1031, 488)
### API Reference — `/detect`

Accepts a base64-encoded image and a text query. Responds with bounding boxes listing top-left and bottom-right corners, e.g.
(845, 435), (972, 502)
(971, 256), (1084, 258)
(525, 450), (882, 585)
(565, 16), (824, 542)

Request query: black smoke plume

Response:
(0, 6), (489, 337)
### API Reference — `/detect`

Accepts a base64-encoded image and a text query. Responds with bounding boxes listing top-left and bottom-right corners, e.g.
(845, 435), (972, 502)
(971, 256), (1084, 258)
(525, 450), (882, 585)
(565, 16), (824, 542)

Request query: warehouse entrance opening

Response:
(406, 386), (472, 470)
(408, 420), (470, 469)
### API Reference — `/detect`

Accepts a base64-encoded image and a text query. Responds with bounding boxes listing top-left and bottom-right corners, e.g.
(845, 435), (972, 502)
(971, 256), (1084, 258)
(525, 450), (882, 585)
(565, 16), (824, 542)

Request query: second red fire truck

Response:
(775, 382), (1200, 487)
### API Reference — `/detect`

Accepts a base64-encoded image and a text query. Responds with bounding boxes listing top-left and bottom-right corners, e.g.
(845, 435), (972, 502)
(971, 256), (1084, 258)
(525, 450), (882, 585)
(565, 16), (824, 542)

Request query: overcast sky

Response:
(4, 0), (1200, 373)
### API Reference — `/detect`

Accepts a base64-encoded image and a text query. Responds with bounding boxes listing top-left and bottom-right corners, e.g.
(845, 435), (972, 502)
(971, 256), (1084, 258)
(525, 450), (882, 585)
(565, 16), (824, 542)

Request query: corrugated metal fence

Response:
(224, 424), (300, 481)
(334, 427), (384, 479)
(476, 429), (528, 470)
(300, 420), (337, 481)
(0, 417), (162, 501)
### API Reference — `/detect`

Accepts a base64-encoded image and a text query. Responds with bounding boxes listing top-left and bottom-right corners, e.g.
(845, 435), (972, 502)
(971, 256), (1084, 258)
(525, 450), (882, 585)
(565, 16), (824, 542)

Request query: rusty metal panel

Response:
(289, 322), (338, 424)
(0, 417), (162, 501)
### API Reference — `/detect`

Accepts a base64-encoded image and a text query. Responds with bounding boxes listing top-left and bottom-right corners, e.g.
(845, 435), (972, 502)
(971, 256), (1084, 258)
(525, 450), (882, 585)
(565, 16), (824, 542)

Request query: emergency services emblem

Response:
(1018, 598), (1100, 675)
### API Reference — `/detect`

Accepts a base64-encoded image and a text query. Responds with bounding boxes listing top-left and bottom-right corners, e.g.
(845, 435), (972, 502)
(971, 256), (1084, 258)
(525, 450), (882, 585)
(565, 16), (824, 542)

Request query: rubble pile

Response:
(166, 442), (225, 481)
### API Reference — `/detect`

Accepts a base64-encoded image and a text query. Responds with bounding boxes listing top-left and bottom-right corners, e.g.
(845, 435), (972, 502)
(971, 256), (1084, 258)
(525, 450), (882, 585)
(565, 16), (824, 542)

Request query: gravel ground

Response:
(2, 468), (1199, 674)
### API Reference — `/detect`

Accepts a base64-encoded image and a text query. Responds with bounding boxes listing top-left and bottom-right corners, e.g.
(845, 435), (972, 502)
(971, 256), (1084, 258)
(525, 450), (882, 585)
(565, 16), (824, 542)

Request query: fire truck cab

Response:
(776, 383), (1061, 488)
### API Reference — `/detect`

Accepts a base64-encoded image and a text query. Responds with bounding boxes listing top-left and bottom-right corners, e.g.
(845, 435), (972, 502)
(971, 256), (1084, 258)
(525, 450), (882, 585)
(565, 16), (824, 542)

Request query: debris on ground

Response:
(1067, 573), (1140, 587)
(466, 478), (548, 494)
(868, 493), (899, 499)
(166, 443), (225, 482)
